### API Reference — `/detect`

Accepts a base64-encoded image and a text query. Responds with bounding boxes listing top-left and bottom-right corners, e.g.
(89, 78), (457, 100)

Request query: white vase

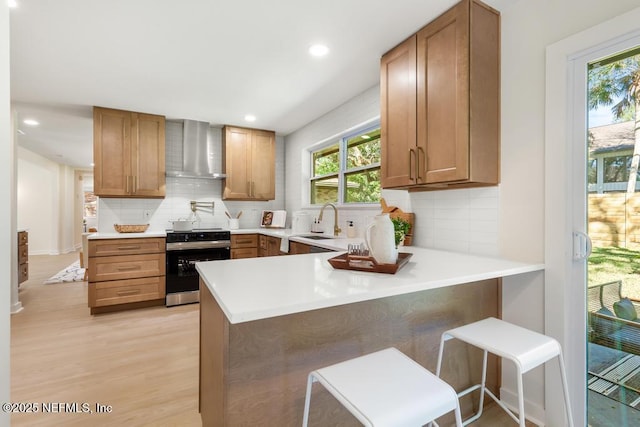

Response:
(365, 214), (398, 264)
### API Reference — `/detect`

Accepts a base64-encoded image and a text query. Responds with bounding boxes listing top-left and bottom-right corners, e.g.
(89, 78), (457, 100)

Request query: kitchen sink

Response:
(301, 235), (334, 240)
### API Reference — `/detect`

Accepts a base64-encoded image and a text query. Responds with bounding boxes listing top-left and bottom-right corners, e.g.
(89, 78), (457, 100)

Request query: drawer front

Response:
(18, 244), (28, 264)
(231, 247), (258, 259)
(89, 276), (165, 307)
(89, 237), (165, 257)
(18, 231), (28, 245)
(89, 253), (166, 282)
(18, 263), (28, 284)
(231, 234), (258, 249)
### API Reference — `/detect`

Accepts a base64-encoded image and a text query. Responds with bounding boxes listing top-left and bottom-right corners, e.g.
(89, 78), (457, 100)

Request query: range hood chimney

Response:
(165, 120), (226, 179)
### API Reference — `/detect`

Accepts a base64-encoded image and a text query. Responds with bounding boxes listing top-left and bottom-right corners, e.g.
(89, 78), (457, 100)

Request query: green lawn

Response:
(589, 246), (640, 299)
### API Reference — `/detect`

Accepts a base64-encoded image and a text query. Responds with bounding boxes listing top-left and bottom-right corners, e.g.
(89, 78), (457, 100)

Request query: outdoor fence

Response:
(589, 193), (640, 248)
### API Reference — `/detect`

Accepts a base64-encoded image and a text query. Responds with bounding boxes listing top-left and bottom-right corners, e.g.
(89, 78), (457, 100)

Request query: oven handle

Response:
(166, 240), (231, 251)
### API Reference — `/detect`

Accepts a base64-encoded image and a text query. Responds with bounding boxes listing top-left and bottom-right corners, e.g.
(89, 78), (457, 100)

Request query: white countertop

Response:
(87, 227), (353, 248)
(232, 228), (362, 251)
(196, 247), (544, 324)
(88, 231), (166, 239)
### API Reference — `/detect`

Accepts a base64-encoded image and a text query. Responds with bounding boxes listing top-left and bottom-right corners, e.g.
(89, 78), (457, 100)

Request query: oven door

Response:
(165, 247), (231, 295)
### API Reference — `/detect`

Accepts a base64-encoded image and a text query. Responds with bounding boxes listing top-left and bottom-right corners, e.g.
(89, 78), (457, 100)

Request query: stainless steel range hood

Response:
(165, 120), (226, 179)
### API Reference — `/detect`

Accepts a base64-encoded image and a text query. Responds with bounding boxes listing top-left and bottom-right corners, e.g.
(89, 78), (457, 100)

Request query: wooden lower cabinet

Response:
(288, 241), (311, 255)
(199, 278), (500, 426)
(88, 237), (165, 314)
(231, 234), (258, 259)
(258, 235), (281, 257)
(18, 231), (28, 284)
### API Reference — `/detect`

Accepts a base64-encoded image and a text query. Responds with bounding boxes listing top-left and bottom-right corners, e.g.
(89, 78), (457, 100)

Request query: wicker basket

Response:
(113, 224), (149, 233)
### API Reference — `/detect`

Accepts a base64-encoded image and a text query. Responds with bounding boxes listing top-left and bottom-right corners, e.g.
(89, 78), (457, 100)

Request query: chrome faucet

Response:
(319, 203), (342, 236)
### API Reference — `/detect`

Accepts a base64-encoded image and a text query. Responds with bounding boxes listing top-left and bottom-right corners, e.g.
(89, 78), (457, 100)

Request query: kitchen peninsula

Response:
(196, 248), (543, 426)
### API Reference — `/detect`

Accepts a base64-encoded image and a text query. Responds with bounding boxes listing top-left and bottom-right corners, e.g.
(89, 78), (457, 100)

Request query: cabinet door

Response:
(132, 113), (166, 197)
(251, 130), (275, 200)
(266, 236), (281, 256)
(94, 107), (132, 196)
(380, 35), (417, 189)
(223, 126), (252, 199)
(416, 1), (470, 184)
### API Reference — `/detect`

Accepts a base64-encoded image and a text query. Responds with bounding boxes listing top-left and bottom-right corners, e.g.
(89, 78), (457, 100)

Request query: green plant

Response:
(391, 217), (411, 247)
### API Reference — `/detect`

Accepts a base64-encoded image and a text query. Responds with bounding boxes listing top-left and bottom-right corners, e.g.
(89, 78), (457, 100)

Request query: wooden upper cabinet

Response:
(380, 35), (418, 188)
(222, 125), (275, 200)
(93, 107), (166, 198)
(381, 0), (500, 190)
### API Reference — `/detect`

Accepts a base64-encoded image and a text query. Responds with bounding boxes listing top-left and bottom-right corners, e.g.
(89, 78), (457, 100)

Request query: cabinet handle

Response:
(236, 239), (252, 244)
(417, 147), (425, 181)
(117, 289), (141, 296)
(133, 175), (138, 193)
(126, 176), (131, 194)
(409, 149), (416, 181)
(116, 265), (142, 271)
(117, 245), (142, 250)
(247, 181), (251, 196)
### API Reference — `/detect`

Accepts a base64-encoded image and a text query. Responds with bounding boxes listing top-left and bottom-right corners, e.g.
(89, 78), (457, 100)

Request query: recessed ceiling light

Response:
(8, 0), (17, 8)
(309, 44), (330, 57)
(23, 119), (39, 126)
(244, 114), (256, 122)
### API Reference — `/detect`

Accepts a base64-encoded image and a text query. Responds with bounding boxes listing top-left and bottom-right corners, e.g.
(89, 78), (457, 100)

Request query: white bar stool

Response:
(436, 317), (574, 427)
(302, 347), (462, 427)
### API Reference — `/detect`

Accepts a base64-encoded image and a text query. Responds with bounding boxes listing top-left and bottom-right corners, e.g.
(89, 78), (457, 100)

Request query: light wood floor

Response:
(11, 253), (532, 427)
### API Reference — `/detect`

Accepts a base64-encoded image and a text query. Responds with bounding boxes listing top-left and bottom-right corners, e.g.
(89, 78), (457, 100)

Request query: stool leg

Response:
(557, 351), (575, 427)
(436, 333), (447, 377)
(302, 374), (315, 427)
(476, 349), (488, 421)
(516, 366), (525, 427)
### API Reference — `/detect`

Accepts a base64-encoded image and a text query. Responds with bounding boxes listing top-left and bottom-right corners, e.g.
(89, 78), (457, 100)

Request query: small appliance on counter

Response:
(291, 211), (311, 234)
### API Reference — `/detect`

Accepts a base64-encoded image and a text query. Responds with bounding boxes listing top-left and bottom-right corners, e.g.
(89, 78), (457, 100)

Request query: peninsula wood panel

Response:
(200, 278), (501, 426)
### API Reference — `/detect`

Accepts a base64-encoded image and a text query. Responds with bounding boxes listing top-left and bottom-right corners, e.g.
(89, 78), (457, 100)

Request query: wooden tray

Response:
(328, 252), (413, 274)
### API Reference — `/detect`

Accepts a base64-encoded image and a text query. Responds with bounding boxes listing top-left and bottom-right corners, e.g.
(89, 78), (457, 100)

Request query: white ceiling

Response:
(10, 0), (511, 169)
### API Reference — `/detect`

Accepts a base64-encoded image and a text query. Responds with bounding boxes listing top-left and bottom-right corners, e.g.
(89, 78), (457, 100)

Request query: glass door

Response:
(587, 47), (640, 427)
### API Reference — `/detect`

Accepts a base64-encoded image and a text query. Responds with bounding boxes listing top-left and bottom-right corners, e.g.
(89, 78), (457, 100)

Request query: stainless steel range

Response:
(165, 228), (231, 306)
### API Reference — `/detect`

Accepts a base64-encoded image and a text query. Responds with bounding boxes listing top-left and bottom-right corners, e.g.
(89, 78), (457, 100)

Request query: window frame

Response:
(309, 122), (381, 206)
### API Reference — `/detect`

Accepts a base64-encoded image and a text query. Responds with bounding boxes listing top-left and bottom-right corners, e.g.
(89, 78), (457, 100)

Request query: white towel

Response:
(280, 236), (290, 253)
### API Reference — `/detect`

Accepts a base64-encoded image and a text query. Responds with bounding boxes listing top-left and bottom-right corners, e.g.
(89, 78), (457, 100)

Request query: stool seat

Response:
(437, 317), (574, 427)
(442, 317), (561, 373)
(302, 347), (462, 427)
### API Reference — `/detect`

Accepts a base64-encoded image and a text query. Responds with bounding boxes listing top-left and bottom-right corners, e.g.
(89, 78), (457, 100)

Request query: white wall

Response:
(1, 1), (11, 424)
(98, 124), (286, 231)
(16, 146), (78, 255)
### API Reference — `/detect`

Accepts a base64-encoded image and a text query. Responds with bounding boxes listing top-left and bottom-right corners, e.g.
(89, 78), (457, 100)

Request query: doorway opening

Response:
(586, 47), (640, 426)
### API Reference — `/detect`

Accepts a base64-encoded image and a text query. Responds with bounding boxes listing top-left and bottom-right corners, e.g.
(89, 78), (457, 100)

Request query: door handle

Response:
(417, 146), (425, 181)
(409, 149), (416, 181)
(572, 231), (592, 260)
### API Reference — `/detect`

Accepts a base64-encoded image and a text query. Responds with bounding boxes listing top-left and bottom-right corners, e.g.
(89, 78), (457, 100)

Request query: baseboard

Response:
(11, 301), (23, 314)
(500, 386), (546, 426)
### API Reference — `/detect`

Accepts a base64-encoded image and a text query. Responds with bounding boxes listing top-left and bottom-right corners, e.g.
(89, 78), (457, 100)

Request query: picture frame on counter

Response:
(260, 210), (286, 228)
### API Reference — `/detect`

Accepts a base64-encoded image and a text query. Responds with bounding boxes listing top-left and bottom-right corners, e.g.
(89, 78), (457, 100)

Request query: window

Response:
(310, 125), (381, 205)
